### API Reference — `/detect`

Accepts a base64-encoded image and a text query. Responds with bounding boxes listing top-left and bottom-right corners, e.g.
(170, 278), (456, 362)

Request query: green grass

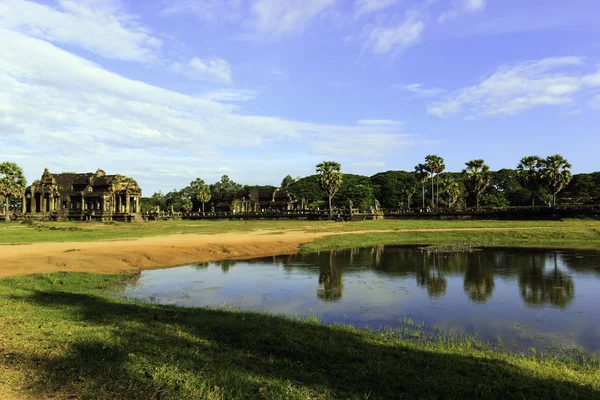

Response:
(1, 219), (600, 247)
(300, 223), (600, 253)
(1, 273), (599, 399)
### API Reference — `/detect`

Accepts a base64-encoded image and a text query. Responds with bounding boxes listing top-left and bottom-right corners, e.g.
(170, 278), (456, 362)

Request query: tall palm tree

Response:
(316, 161), (343, 218)
(463, 159), (491, 207)
(516, 155), (543, 206)
(196, 184), (212, 213)
(414, 163), (428, 209)
(541, 154), (572, 206)
(440, 174), (462, 208)
(0, 162), (27, 222)
(425, 155), (445, 208)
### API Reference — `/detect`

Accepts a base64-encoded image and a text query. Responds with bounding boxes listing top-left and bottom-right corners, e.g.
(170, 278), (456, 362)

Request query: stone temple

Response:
(23, 168), (142, 221)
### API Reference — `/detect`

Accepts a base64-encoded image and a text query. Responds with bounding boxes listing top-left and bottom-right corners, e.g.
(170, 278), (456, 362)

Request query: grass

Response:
(1, 273), (599, 400)
(1, 219), (600, 248)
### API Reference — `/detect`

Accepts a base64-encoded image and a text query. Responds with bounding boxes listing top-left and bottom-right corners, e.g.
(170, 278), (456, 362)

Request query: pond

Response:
(119, 246), (600, 354)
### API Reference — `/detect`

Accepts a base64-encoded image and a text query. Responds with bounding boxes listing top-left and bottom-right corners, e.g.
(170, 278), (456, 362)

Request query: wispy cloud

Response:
(244, 0), (337, 38)
(161, 0), (243, 22)
(169, 57), (233, 84)
(0, 0), (162, 63)
(438, 0), (486, 23)
(428, 57), (600, 118)
(200, 89), (259, 102)
(393, 83), (446, 97)
(0, 29), (429, 190)
(354, 0), (399, 18)
(357, 119), (404, 126)
(362, 13), (425, 55)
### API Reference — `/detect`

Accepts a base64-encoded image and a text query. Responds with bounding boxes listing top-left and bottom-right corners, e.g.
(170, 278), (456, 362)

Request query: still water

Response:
(120, 246), (600, 353)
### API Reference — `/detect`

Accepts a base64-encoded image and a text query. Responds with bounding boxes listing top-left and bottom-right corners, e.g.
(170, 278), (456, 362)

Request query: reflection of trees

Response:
(519, 253), (575, 309)
(463, 254), (495, 303)
(317, 251), (343, 302)
(416, 254), (447, 299)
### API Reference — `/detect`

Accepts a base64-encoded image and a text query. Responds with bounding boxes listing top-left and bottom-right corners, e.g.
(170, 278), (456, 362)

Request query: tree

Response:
(425, 155), (445, 208)
(414, 164), (429, 209)
(280, 175), (296, 191)
(540, 154), (572, 206)
(517, 156), (543, 206)
(439, 174), (463, 208)
(463, 159), (491, 207)
(0, 162), (27, 222)
(316, 161), (343, 218)
(370, 171), (418, 208)
(196, 183), (212, 213)
(210, 175), (242, 203)
(181, 198), (193, 212)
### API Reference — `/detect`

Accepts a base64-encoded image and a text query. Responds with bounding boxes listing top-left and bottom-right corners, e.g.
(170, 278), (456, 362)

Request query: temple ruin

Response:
(23, 168), (142, 222)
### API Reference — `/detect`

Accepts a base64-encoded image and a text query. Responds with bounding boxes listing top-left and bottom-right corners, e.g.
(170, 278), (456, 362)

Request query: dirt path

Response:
(0, 227), (554, 278)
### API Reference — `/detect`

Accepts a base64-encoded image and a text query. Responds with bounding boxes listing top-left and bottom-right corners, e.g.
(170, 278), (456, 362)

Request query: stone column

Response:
(137, 196), (141, 213)
(32, 191), (37, 213)
(49, 195), (54, 212)
(125, 195), (131, 214)
(22, 195), (26, 214)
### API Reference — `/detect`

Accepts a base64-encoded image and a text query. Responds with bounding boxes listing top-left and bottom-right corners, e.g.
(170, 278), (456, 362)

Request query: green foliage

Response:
(210, 175), (242, 203)
(424, 155), (445, 208)
(0, 161), (27, 222)
(280, 175), (295, 191)
(316, 161), (343, 217)
(181, 198), (193, 212)
(288, 175), (324, 204)
(196, 183), (212, 212)
(335, 175), (374, 211)
(517, 156), (543, 206)
(541, 154), (572, 205)
(463, 159), (492, 207)
(371, 170), (419, 208)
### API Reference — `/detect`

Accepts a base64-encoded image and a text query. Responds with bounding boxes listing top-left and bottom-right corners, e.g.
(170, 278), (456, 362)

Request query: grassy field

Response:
(1, 273), (599, 400)
(1, 219), (600, 249)
(1, 219), (599, 398)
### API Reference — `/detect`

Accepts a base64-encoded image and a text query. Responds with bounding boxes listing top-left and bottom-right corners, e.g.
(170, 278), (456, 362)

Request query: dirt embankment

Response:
(0, 226), (562, 278)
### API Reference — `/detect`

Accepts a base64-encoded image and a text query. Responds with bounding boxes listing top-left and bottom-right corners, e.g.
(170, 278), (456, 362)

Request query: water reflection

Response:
(121, 246), (600, 353)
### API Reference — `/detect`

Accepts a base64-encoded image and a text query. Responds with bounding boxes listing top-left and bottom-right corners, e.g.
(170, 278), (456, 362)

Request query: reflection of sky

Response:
(120, 247), (600, 354)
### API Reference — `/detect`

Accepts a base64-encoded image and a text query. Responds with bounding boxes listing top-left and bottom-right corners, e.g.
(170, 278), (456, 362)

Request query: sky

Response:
(1, 0), (599, 194)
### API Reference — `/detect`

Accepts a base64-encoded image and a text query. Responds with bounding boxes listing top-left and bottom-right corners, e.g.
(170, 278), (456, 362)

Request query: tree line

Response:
(1, 154), (598, 222)
(141, 154), (597, 215)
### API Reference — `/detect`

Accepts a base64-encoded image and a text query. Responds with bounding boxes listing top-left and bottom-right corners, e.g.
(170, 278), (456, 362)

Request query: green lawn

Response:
(1, 273), (598, 400)
(1, 219), (600, 248)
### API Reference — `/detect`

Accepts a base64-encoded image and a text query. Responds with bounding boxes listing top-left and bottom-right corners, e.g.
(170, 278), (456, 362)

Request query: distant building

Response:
(23, 168), (142, 221)
(225, 187), (296, 213)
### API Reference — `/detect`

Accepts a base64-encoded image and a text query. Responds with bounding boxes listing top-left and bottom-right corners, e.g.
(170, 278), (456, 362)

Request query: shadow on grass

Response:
(8, 289), (600, 400)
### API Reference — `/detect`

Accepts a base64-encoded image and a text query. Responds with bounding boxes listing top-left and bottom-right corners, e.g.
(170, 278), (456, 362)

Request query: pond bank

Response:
(2, 223), (599, 278)
(0, 272), (598, 399)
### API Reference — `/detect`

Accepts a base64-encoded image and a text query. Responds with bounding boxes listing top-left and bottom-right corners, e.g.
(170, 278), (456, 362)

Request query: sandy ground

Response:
(0, 226), (562, 279)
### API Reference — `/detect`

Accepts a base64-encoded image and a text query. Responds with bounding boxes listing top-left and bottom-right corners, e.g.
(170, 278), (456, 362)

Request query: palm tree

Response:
(181, 198), (193, 212)
(414, 164), (428, 209)
(516, 156), (543, 206)
(463, 159), (491, 207)
(425, 155), (445, 208)
(440, 174), (462, 208)
(316, 161), (344, 218)
(316, 161), (343, 219)
(0, 162), (27, 222)
(423, 156), (436, 208)
(196, 184), (212, 213)
(541, 154), (572, 206)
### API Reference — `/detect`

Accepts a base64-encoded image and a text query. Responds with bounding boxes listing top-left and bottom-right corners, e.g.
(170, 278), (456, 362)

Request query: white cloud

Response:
(363, 14), (424, 55)
(243, 0), (337, 38)
(439, 0), (486, 23)
(354, 0), (398, 17)
(200, 89), (259, 102)
(393, 83), (445, 97)
(0, 29), (427, 192)
(358, 119), (403, 126)
(161, 0), (243, 22)
(427, 57), (600, 118)
(0, 0), (162, 63)
(169, 57), (233, 84)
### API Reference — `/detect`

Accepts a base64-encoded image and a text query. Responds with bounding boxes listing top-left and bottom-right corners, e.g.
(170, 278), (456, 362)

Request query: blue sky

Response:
(1, 0), (599, 194)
